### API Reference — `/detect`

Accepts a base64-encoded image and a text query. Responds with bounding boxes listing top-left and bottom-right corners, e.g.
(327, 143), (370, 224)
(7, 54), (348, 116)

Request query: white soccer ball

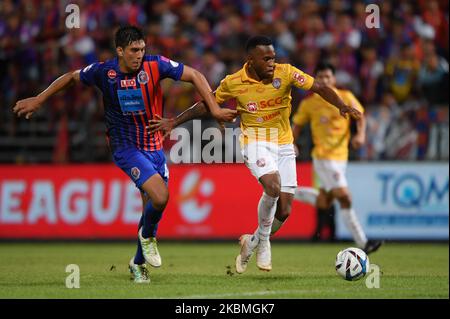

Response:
(335, 247), (370, 281)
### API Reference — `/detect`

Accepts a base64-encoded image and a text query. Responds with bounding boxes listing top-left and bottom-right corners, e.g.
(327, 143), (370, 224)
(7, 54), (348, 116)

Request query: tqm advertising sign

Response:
(336, 163), (449, 240)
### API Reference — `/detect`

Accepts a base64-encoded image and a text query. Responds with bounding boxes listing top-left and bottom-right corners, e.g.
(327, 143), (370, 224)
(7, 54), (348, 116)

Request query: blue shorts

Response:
(112, 147), (169, 190)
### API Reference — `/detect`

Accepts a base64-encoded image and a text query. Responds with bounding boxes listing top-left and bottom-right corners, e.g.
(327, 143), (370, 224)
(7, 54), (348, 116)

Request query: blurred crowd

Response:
(0, 0), (448, 163)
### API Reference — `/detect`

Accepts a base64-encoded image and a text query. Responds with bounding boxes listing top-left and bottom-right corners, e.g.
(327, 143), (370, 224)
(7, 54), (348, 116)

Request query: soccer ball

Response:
(335, 247), (370, 281)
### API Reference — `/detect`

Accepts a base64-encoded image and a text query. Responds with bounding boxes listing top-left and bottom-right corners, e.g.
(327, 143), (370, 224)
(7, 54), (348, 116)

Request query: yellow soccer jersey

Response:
(215, 62), (314, 145)
(292, 89), (364, 161)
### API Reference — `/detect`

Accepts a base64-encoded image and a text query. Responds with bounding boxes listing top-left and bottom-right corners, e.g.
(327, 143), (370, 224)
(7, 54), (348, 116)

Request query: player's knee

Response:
(316, 195), (330, 210)
(337, 194), (351, 208)
(265, 181), (281, 198)
(152, 190), (169, 211)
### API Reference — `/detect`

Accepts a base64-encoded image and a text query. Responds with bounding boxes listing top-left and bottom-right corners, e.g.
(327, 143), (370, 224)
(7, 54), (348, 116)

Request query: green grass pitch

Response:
(0, 242), (447, 299)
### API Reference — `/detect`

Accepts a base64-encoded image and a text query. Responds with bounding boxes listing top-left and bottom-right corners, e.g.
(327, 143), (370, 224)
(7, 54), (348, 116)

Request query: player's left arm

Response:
(309, 81), (361, 120)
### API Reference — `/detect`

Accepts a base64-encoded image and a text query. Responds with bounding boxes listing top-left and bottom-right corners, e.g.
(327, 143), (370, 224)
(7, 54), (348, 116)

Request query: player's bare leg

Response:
(292, 187), (337, 240)
(271, 192), (294, 235)
(314, 189), (335, 240)
(316, 188), (333, 209)
(138, 174), (169, 267)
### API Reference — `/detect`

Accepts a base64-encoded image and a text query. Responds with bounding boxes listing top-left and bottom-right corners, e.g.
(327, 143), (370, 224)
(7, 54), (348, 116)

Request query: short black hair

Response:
(245, 35), (273, 53)
(115, 25), (144, 48)
(315, 62), (336, 75)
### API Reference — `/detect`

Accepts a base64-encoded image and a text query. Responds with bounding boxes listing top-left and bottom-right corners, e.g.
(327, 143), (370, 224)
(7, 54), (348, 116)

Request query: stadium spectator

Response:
(384, 42), (420, 104)
(2, 0), (449, 163)
(421, 0), (449, 54)
(418, 50), (449, 107)
(363, 93), (401, 160)
(359, 44), (384, 105)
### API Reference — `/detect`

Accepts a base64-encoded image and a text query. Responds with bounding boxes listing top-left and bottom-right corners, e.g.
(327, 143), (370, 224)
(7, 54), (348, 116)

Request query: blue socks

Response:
(141, 200), (164, 239)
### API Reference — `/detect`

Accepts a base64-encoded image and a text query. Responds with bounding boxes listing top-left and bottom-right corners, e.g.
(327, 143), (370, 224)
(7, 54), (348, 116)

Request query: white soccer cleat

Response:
(235, 234), (258, 274)
(138, 228), (162, 268)
(128, 258), (151, 283)
(256, 239), (272, 271)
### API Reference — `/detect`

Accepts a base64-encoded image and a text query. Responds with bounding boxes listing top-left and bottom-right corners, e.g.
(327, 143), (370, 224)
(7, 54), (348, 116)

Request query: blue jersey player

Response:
(13, 26), (237, 283)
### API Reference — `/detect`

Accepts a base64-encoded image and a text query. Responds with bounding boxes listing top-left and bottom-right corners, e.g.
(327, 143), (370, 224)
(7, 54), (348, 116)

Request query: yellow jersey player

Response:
(149, 36), (361, 273)
(292, 62), (382, 254)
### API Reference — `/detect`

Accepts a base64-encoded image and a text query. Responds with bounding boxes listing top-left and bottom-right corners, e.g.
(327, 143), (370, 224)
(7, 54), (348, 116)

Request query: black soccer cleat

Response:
(364, 240), (383, 254)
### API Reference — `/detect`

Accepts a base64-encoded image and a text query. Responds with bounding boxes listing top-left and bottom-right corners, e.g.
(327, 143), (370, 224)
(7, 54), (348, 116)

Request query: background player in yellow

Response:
(149, 36), (362, 273)
(291, 62), (382, 254)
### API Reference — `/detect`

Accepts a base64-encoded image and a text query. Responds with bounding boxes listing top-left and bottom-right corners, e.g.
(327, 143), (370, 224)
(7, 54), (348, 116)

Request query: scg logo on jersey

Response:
(259, 97), (283, 109)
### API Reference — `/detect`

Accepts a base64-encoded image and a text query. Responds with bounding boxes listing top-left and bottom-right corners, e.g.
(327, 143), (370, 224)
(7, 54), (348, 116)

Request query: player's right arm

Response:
(13, 70), (82, 119)
(309, 81), (361, 120)
(148, 100), (210, 139)
(287, 64), (361, 120)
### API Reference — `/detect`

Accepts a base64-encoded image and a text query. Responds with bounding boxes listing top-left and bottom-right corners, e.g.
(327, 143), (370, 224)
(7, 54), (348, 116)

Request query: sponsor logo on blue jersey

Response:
(117, 89), (145, 114)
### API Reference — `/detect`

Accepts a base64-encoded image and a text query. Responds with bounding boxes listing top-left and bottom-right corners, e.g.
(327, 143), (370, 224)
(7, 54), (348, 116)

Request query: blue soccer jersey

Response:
(79, 55), (184, 152)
